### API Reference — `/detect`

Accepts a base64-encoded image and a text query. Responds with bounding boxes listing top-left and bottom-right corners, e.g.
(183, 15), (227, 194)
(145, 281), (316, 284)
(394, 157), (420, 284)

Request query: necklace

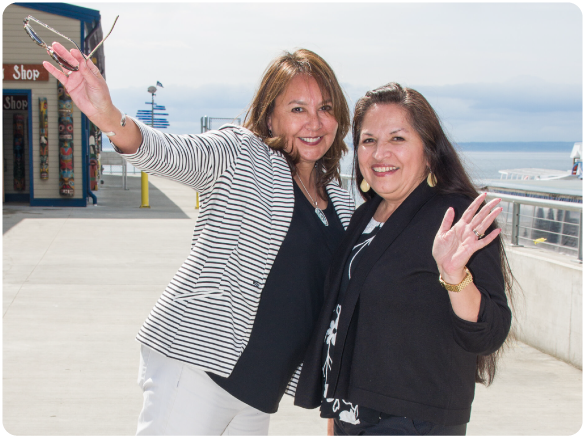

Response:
(296, 173), (329, 226)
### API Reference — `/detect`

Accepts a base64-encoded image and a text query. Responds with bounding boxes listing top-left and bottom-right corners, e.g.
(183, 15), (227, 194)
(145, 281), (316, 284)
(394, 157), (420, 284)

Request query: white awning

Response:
(571, 141), (583, 161)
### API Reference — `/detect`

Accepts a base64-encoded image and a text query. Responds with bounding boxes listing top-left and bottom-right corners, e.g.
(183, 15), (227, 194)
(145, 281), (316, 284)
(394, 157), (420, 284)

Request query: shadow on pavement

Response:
(3, 175), (191, 234)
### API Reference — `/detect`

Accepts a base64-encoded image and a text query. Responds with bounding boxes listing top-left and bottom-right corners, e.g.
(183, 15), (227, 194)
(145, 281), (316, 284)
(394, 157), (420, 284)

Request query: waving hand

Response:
(433, 193), (502, 284)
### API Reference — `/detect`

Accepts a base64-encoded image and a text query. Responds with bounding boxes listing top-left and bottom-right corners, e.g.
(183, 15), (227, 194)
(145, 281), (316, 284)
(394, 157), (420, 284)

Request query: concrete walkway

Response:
(3, 174), (582, 435)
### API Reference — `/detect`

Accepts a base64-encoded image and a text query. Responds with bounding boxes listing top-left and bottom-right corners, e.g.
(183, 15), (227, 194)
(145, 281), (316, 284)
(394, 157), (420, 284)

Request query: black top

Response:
(294, 182), (512, 426)
(320, 218), (384, 425)
(209, 181), (345, 413)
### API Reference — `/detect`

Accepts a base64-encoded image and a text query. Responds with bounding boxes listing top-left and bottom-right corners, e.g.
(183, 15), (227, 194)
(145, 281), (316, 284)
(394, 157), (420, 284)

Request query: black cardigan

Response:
(294, 182), (512, 426)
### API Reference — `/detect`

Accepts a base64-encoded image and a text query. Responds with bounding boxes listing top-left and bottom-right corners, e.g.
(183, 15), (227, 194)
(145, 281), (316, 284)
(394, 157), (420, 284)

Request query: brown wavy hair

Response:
(352, 82), (516, 386)
(244, 49), (350, 196)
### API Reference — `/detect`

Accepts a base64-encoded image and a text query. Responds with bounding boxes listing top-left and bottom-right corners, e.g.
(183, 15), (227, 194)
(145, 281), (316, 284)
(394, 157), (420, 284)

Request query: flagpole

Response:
(140, 86), (156, 209)
(138, 83), (168, 208)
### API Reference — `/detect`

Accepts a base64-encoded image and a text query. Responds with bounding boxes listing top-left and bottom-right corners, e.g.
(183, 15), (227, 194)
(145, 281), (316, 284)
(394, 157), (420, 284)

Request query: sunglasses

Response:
(23, 15), (119, 71)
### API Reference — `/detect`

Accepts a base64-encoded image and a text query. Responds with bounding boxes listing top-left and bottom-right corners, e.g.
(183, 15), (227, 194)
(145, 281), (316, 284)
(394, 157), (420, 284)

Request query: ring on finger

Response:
(473, 228), (485, 239)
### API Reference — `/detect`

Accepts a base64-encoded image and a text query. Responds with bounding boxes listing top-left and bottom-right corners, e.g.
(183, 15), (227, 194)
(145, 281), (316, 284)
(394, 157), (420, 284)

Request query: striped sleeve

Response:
(117, 119), (241, 192)
(285, 363), (303, 397)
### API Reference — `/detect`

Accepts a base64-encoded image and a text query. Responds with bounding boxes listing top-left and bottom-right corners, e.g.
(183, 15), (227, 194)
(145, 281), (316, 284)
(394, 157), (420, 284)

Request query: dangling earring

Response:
(427, 172), (437, 187)
(268, 129), (273, 137)
(360, 179), (371, 192)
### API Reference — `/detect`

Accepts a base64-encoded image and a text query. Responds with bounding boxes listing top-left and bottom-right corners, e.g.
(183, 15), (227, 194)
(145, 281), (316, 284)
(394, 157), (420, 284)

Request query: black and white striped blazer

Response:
(120, 120), (355, 395)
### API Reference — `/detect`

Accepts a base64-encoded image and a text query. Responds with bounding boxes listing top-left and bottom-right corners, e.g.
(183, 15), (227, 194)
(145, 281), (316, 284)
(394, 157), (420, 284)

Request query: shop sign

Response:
(3, 95), (28, 111)
(3, 64), (49, 82)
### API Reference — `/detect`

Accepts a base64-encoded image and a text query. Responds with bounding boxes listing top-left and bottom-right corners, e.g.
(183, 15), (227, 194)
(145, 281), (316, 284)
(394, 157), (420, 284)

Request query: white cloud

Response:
(78, 2), (581, 141)
(416, 78), (581, 113)
(84, 2), (582, 87)
(109, 77), (582, 142)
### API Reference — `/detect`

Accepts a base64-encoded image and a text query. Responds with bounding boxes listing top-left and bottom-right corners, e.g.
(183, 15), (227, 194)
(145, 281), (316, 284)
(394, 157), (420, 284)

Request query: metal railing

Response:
(340, 175), (582, 261)
(201, 116), (242, 133)
(486, 192), (582, 261)
(99, 151), (135, 190)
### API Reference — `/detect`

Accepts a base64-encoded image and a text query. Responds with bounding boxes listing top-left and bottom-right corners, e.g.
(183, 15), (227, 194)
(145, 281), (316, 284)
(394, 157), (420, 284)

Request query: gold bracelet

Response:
(439, 267), (473, 292)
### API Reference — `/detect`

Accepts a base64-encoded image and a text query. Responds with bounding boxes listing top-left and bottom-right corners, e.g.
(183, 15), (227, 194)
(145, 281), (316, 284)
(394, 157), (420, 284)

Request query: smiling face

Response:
(267, 75), (338, 169)
(358, 103), (428, 206)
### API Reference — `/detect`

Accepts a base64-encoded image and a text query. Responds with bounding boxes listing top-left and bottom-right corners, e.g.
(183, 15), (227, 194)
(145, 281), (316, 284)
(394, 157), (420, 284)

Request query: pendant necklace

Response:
(296, 173), (329, 226)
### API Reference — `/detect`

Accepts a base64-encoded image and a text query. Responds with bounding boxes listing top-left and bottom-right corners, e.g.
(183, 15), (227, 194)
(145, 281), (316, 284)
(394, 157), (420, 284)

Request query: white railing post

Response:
(511, 202), (521, 246)
(579, 211), (583, 261)
(122, 160), (128, 190)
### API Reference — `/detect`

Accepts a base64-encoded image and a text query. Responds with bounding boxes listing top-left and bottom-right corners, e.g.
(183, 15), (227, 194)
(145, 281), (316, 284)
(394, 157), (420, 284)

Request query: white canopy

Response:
(571, 141), (583, 161)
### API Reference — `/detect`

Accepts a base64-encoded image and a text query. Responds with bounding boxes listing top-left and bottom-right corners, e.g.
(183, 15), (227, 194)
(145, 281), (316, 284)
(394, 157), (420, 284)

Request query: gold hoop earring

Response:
(360, 179), (371, 192)
(427, 172), (437, 187)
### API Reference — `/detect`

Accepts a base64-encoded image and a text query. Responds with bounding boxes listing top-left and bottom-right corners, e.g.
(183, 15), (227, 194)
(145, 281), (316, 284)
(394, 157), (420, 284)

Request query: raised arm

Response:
(42, 42), (141, 153)
(432, 193), (503, 322)
(432, 193), (512, 354)
(43, 43), (242, 190)
(122, 121), (241, 191)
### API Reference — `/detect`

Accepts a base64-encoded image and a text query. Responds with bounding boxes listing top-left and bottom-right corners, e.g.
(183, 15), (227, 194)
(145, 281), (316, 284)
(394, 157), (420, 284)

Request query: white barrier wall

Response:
(506, 246), (582, 369)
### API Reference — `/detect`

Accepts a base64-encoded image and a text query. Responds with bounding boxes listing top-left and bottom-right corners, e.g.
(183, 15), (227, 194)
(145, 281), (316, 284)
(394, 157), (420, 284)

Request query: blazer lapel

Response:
(343, 183), (436, 304)
(326, 182), (355, 229)
(324, 196), (381, 302)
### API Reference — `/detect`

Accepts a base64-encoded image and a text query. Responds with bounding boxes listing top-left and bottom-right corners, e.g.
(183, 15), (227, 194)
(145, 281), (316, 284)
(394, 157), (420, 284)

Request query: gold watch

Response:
(439, 267), (473, 292)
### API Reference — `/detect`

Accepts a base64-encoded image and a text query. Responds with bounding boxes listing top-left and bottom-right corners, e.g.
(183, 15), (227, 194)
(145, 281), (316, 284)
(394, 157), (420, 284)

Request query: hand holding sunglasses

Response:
(31, 15), (142, 153)
(23, 15), (119, 71)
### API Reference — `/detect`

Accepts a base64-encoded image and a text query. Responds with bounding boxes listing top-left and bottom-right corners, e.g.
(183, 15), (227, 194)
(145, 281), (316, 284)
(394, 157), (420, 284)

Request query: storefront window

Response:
(3, 92), (31, 202)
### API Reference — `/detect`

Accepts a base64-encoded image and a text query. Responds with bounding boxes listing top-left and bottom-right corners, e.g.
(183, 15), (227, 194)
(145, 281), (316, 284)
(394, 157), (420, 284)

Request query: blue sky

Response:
(74, 2), (582, 143)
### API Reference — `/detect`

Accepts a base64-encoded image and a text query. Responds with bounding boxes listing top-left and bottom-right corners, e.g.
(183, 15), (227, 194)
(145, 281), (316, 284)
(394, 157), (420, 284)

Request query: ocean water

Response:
(458, 151), (572, 181)
(340, 146), (575, 183)
(104, 138), (576, 184)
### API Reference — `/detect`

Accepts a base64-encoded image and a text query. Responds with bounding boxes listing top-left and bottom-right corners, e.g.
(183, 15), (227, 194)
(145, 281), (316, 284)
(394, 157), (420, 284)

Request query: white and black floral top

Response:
(320, 217), (384, 425)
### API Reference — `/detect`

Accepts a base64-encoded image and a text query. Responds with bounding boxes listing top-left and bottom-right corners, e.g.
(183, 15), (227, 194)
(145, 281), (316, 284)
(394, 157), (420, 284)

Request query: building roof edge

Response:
(14, 2), (100, 23)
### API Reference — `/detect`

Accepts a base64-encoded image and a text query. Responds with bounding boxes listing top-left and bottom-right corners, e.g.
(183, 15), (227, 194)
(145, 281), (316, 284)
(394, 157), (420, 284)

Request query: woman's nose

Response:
(372, 143), (388, 160)
(306, 111), (322, 131)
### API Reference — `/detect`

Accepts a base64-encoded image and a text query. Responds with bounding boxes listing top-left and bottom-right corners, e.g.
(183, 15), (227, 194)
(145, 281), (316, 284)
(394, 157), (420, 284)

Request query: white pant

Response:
(136, 345), (270, 435)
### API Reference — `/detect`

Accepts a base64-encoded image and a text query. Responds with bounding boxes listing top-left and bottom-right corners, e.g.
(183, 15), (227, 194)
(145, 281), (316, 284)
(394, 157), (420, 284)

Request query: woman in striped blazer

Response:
(44, 47), (354, 435)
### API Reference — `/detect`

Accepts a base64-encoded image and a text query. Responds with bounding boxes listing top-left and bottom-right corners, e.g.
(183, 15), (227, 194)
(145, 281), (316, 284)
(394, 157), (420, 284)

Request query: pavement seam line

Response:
(3, 284), (25, 318)
(9, 212), (74, 309)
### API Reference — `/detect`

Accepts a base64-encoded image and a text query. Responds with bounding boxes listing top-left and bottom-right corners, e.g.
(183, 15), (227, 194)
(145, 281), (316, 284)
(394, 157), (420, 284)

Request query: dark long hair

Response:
(244, 49), (350, 196)
(352, 82), (515, 386)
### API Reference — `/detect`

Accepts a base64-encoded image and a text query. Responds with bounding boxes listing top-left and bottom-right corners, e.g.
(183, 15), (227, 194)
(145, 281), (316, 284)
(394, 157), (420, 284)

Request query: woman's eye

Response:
(291, 107), (303, 113)
(361, 138), (374, 144)
(392, 136), (405, 142)
(320, 104), (333, 112)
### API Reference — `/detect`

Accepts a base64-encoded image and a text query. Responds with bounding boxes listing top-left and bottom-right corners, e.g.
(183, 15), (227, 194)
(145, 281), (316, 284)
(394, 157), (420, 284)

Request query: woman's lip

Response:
(372, 165), (399, 175)
(298, 136), (323, 145)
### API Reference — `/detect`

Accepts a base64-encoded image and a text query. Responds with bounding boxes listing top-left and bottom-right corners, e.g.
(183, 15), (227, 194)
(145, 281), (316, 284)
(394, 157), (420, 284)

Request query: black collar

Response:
(327, 181), (437, 294)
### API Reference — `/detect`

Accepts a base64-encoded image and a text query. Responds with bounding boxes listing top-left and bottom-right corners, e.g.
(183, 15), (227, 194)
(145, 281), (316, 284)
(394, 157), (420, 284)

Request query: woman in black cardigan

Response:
(294, 83), (513, 435)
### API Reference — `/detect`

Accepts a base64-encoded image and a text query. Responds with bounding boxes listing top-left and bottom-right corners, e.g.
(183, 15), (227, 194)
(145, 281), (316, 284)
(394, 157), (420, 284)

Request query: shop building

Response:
(3, 3), (106, 206)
